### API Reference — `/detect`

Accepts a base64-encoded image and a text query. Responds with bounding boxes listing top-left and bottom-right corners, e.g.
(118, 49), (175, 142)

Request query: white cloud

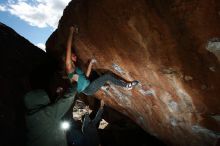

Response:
(0, 5), (6, 11)
(36, 43), (46, 51)
(1, 0), (71, 28)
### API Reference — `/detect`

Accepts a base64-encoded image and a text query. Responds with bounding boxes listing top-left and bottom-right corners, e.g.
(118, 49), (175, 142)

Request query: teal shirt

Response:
(68, 67), (90, 93)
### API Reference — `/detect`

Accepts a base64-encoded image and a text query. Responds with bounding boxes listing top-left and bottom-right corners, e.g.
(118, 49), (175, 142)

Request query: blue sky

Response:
(0, 0), (71, 51)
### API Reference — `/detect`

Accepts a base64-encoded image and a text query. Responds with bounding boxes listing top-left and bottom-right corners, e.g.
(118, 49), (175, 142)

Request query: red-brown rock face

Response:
(46, 0), (220, 145)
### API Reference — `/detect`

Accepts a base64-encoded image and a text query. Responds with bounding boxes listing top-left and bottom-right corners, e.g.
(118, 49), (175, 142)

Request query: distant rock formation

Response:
(0, 22), (52, 146)
(46, 0), (220, 145)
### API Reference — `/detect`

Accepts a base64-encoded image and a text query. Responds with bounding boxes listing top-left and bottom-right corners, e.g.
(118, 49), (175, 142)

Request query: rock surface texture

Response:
(46, 0), (220, 145)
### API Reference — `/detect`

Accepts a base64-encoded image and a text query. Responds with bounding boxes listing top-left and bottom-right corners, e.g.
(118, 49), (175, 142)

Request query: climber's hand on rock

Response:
(70, 25), (78, 34)
(90, 58), (97, 64)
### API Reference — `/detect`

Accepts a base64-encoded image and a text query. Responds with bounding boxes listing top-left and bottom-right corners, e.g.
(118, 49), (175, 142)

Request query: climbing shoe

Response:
(126, 80), (139, 90)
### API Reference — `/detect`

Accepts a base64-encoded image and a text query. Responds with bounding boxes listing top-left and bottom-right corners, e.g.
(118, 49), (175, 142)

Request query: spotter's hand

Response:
(100, 100), (105, 109)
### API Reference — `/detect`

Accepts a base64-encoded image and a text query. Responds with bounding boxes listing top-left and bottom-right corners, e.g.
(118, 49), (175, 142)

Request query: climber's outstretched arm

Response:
(86, 58), (97, 77)
(65, 26), (76, 73)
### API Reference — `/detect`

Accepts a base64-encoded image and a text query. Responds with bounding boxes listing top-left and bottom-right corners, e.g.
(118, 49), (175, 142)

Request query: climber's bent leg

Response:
(82, 73), (127, 95)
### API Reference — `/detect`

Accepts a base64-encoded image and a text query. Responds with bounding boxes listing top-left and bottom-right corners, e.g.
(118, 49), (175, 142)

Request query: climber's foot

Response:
(126, 80), (139, 90)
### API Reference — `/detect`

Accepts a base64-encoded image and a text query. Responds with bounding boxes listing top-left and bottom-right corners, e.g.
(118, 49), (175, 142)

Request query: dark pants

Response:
(82, 73), (127, 95)
(82, 108), (104, 146)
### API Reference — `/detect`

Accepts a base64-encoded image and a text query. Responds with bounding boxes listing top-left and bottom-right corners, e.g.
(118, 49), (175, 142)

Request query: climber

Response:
(65, 25), (139, 95)
(24, 86), (76, 146)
